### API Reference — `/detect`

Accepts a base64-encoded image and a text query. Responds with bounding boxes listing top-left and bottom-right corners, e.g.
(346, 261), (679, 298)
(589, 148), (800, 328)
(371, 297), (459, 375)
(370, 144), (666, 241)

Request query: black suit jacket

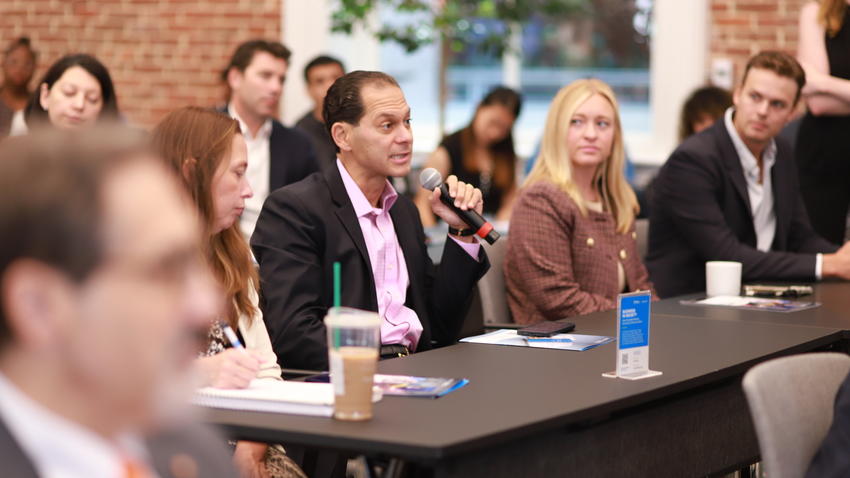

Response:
(0, 101), (12, 139)
(250, 165), (490, 371)
(217, 106), (319, 192)
(0, 417), (236, 478)
(806, 371), (850, 478)
(269, 120), (319, 191)
(647, 119), (837, 298)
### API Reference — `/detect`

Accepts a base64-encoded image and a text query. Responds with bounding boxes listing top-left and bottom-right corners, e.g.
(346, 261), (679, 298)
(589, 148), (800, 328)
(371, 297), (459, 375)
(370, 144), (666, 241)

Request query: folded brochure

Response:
(680, 295), (820, 313)
(305, 372), (468, 398)
(373, 374), (468, 398)
(460, 329), (614, 351)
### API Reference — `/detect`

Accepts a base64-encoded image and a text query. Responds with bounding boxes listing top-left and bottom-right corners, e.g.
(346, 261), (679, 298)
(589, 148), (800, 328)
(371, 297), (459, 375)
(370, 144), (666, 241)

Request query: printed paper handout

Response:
(681, 295), (820, 313)
(460, 329), (613, 351)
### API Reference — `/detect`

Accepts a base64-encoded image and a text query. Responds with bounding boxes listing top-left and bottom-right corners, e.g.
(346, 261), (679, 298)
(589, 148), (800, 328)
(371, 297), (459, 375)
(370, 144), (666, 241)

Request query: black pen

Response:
(222, 324), (245, 349)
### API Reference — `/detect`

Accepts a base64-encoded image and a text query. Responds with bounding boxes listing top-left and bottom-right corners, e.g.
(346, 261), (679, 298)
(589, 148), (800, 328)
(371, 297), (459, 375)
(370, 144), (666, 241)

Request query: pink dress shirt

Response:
(337, 160), (480, 350)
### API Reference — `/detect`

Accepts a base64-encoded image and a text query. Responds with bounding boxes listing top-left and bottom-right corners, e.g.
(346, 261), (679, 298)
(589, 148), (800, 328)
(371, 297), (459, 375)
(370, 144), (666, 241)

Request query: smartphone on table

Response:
(517, 321), (576, 337)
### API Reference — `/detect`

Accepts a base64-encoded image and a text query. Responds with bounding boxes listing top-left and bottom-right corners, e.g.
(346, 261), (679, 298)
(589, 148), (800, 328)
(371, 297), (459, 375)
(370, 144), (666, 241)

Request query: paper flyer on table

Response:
(680, 295), (820, 313)
(372, 374), (468, 398)
(460, 329), (613, 351)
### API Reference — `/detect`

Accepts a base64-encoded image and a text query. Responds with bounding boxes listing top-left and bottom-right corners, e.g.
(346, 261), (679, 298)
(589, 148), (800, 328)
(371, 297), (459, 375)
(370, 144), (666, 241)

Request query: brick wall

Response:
(710, 0), (808, 85)
(0, 1), (815, 128)
(0, 0), (282, 129)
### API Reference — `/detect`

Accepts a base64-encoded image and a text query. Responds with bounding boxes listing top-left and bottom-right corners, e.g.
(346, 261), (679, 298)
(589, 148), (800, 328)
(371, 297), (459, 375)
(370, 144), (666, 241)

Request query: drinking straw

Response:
(333, 261), (341, 308)
(333, 261), (341, 348)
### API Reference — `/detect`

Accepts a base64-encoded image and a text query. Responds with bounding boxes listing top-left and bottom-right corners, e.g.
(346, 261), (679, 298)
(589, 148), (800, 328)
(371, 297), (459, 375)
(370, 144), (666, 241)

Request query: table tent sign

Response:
(603, 290), (662, 380)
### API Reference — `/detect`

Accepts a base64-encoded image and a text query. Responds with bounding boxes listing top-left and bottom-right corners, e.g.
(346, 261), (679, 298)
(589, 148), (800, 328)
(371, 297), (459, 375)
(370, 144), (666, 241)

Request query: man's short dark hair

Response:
(0, 128), (151, 348)
(323, 71), (400, 152)
(303, 55), (345, 82)
(221, 39), (292, 82)
(741, 51), (806, 103)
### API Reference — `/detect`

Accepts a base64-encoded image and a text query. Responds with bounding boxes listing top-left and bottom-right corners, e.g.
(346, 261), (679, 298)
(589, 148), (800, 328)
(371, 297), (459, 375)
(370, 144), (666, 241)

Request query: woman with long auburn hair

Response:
(152, 106), (304, 478)
(796, 0), (850, 244)
(504, 79), (653, 324)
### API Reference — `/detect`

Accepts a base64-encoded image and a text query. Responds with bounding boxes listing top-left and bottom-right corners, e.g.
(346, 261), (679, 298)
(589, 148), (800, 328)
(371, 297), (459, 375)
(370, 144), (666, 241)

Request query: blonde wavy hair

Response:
(819, 0), (847, 37)
(524, 78), (638, 234)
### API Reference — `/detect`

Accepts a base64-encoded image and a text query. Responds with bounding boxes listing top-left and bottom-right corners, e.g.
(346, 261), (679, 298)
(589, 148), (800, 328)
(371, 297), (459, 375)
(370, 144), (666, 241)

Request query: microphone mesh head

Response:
(419, 167), (443, 190)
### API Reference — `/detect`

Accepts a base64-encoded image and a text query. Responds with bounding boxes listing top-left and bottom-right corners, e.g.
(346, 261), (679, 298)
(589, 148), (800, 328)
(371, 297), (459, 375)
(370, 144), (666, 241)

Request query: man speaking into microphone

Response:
(251, 71), (490, 371)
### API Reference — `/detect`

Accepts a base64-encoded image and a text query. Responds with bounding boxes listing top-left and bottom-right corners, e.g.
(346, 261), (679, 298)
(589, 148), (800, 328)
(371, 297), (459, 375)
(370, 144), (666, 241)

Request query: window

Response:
(284, 0), (708, 164)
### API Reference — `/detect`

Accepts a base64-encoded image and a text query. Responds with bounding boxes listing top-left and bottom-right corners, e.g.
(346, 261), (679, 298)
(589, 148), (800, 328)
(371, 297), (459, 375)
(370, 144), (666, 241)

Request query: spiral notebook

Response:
(192, 379), (335, 417)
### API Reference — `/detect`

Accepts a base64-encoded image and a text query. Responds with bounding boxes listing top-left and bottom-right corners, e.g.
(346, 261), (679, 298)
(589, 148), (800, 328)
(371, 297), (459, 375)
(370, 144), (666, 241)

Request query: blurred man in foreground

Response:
(0, 129), (235, 477)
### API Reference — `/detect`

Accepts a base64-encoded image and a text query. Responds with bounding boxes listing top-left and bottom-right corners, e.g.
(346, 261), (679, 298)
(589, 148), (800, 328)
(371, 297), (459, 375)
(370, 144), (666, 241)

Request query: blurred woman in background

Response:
(677, 85), (732, 142)
(416, 86), (522, 226)
(25, 53), (119, 131)
(796, 0), (850, 244)
(0, 37), (36, 138)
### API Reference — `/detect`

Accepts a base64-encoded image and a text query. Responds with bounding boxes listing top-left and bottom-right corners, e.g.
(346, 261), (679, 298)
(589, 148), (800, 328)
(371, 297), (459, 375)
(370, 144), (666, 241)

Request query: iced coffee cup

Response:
(325, 307), (381, 421)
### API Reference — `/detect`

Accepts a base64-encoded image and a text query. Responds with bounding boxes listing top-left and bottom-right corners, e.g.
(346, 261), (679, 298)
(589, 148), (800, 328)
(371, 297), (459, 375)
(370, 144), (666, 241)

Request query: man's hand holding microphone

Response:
(420, 167), (500, 244)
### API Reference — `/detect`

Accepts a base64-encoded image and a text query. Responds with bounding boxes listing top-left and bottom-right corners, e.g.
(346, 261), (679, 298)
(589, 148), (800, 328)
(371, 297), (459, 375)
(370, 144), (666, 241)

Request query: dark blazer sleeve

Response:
(417, 213), (490, 348)
(785, 172), (839, 255)
(148, 423), (237, 478)
(0, 417), (39, 477)
(806, 372), (850, 478)
(656, 147), (818, 282)
(0, 102), (13, 139)
(269, 124), (320, 191)
(251, 185), (330, 371)
(790, 194), (839, 254)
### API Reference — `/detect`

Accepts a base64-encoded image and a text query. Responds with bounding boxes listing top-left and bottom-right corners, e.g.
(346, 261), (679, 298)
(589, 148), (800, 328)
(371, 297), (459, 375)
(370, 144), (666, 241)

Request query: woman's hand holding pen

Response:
(196, 348), (264, 389)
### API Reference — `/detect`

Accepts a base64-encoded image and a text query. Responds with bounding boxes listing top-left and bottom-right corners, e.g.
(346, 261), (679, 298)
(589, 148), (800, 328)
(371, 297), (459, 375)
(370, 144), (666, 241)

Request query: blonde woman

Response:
(504, 79), (653, 324)
(796, 0), (850, 244)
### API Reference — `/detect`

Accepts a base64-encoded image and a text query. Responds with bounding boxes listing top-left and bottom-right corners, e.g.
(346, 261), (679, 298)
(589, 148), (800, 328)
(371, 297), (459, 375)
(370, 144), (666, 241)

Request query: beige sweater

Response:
(240, 285), (283, 381)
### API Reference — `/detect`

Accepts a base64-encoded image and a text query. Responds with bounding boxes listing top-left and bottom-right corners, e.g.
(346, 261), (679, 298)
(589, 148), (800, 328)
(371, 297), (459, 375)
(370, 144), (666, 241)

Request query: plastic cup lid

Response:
(324, 307), (381, 328)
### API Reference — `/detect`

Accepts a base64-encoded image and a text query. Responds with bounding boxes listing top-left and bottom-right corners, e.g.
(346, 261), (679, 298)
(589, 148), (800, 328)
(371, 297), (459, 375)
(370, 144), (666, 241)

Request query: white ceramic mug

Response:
(705, 261), (742, 297)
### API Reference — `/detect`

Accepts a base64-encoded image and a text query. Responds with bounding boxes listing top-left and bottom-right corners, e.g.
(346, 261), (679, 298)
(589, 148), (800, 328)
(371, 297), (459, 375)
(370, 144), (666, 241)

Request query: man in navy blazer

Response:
(251, 71), (489, 372)
(648, 51), (850, 298)
(222, 40), (319, 239)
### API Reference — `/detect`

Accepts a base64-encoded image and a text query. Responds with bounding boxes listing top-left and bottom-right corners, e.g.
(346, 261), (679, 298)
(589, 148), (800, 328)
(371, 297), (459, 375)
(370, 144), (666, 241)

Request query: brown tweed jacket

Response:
(505, 181), (654, 324)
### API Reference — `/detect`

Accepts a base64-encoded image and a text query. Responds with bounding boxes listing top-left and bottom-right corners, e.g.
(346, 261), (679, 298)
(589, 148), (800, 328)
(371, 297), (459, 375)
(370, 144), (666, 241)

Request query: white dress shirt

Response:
(0, 373), (156, 478)
(9, 110), (27, 136)
(229, 104), (272, 240)
(724, 108), (777, 252)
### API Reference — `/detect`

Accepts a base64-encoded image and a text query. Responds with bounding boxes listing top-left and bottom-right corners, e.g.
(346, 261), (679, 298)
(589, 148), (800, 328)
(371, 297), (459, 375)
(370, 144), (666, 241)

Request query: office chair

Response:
(477, 238), (517, 329)
(742, 352), (850, 478)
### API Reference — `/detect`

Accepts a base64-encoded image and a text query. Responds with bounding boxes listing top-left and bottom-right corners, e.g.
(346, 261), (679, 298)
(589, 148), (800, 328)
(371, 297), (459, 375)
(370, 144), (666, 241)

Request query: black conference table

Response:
(201, 290), (849, 478)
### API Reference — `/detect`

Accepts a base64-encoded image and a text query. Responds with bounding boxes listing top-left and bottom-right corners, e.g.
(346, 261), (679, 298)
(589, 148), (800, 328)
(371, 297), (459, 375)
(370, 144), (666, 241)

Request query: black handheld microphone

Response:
(419, 168), (500, 245)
